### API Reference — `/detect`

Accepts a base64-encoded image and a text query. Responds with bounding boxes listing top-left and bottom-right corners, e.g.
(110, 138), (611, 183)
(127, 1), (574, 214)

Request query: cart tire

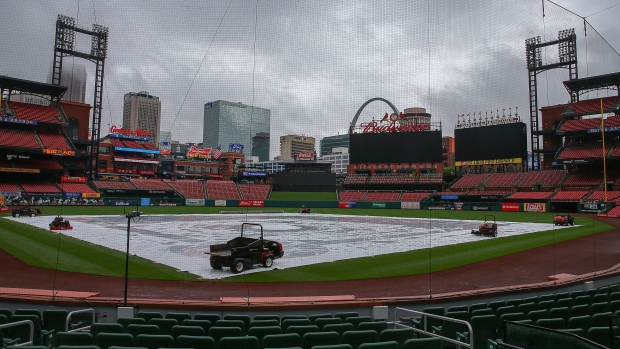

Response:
(232, 260), (245, 273)
(13, 213), (19, 218)
(210, 260), (222, 269)
(30, 213), (36, 217)
(263, 255), (273, 268)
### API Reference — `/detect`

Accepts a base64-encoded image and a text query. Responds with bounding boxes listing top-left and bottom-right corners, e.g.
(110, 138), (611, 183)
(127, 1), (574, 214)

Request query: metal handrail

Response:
(0, 319), (34, 346)
(65, 308), (96, 332)
(394, 307), (473, 349)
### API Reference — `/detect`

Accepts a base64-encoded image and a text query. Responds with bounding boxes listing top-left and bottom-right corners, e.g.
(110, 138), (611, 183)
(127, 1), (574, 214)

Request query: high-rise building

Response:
(48, 63), (87, 104)
(279, 135), (315, 160)
(122, 91), (161, 145)
(203, 100), (271, 161)
(320, 134), (349, 156)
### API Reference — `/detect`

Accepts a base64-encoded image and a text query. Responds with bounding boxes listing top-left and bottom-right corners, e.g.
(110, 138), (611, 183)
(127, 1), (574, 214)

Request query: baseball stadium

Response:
(3, 1), (620, 348)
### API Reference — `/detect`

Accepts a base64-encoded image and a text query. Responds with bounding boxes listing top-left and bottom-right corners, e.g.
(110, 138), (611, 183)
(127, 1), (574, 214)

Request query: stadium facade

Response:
(202, 100), (271, 162)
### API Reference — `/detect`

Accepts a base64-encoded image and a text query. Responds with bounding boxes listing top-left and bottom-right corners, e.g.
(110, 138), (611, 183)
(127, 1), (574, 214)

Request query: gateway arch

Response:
(349, 97), (400, 134)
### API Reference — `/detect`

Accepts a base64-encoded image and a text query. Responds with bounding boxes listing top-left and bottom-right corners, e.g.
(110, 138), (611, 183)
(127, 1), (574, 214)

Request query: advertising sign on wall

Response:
(524, 203), (546, 212)
(214, 199), (226, 207)
(239, 200), (264, 207)
(338, 201), (356, 208)
(502, 202), (520, 212)
(401, 202), (420, 210)
(186, 199), (206, 206)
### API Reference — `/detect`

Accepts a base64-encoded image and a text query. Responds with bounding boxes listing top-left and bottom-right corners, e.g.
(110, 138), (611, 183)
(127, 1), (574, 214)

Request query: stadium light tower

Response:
(123, 209), (142, 306)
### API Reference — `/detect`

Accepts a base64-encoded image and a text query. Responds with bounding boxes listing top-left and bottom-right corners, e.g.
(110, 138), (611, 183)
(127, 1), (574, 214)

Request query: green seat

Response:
(569, 290), (585, 299)
(586, 326), (620, 347)
(1, 314), (21, 347)
(323, 323), (354, 337)
(208, 326), (244, 345)
(14, 309), (42, 321)
(495, 306), (516, 319)
(569, 304), (590, 318)
(248, 325), (282, 346)
(358, 341), (399, 349)
(410, 307), (443, 333)
(117, 317), (147, 330)
(182, 319), (212, 334)
(505, 299), (522, 307)
(127, 324), (160, 337)
(253, 315), (280, 322)
(262, 333), (302, 349)
(554, 292), (570, 301)
(548, 307), (569, 322)
(446, 305), (468, 313)
(567, 315), (591, 333)
(219, 336), (259, 349)
(165, 313), (192, 324)
(591, 312), (612, 327)
(171, 325), (205, 338)
(516, 302), (536, 315)
(195, 314), (221, 324)
(281, 315), (308, 323)
(176, 335), (216, 349)
(526, 310), (548, 324)
(538, 294), (554, 302)
(308, 314), (333, 324)
(456, 314), (497, 349)
(555, 298), (574, 309)
(573, 295), (591, 306)
(281, 319), (312, 333)
(402, 338), (442, 349)
(56, 331), (95, 346)
(431, 311), (468, 338)
(334, 313), (358, 322)
(95, 332), (135, 349)
(357, 321), (388, 335)
(224, 315), (251, 330)
(585, 289), (598, 297)
(379, 329), (414, 349)
(470, 308), (493, 318)
(136, 312), (163, 323)
(315, 318), (342, 330)
(487, 301), (505, 313)
(135, 333), (175, 349)
(590, 302), (610, 315)
(609, 292), (620, 302)
(535, 318), (565, 330)
(286, 325), (319, 337)
(468, 303), (487, 315)
(343, 317), (373, 330)
(341, 330), (378, 349)
(523, 296), (538, 305)
(149, 318), (179, 335)
(91, 323), (125, 337)
(215, 320), (247, 334)
(537, 300), (555, 311)
(301, 331), (340, 349)
(498, 313), (526, 338)
(9, 314), (51, 346)
(43, 310), (69, 333)
(0, 309), (12, 318)
(251, 319), (280, 328)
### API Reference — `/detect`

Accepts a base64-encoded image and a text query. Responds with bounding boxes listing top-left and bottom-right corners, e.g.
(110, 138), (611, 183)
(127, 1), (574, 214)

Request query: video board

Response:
(455, 122), (527, 162)
(349, 130), (442, 164)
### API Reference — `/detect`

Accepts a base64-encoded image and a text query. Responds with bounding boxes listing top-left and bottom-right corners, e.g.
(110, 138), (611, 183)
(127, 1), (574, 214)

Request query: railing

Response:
(0, 320), (34, 346)
(66, 308), (96, 332)
(394, 307), (473, 349)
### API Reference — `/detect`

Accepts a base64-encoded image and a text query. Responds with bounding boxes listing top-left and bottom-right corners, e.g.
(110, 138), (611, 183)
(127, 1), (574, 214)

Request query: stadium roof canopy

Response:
(0, 75), (67, 98)
(563, 72), (620, 94)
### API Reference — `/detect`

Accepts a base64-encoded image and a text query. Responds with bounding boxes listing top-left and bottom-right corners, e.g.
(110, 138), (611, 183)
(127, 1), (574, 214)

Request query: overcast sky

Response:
(2, 1), (620, 159)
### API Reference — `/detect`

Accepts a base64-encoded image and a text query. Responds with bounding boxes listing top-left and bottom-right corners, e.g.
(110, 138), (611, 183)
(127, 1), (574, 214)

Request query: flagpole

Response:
(601, 99), (607, 203)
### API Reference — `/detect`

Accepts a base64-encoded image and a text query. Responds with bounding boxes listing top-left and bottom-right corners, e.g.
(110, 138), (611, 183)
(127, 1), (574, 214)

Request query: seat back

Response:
(215, 319), (247, 334)
(126, 324), (160, 337)
(136, 312), (163, 323)
(590, 302), (610, 315)
(344, 317), (373, 330)
(555, 298), (574, 309)
(535, 318), (565, 330)
(195, 314), (221, 324)
(247, 325), (282, 345)
(548, 307), (570, 322)
(90, 322), (124, 338)
(250, 319), (280, 328)
(117, 317), (147, 330)
(302, 331), (340, 349)
(95, 332), (135, 349)
(357, 321), (388, 335)
(526, 310), (548, 323)
(470, 315), (498, 349)
(286, 325), (319, 337)
(402, 337), (443, 349)
(567, 315), (591, 333)
(379, 328), (414, 349)
(183, 319), (212, 334)
(149, 318), (178, 335)
(358, 341), (399, 349)
(308, 314), (333, 324)
(171, 325), (205, 338)
(262, 333), (302, 349)
(42, 310), (69, 332)
(341, 330), (379, 349)
(135, 333), (175, 349)
(253, 315), (280, 322)
(334, 312), (359, 322)
(323, 323), (355, 337)
(570, 304), (590, 318)
(176, 334), (216, 349)
(208, 326), (244, 345)
(591, 312), (612, 327)
(14, 309), (42, 321)
(537, 300), (555, 311)
(315, 318), (343, 330)
(281, 318), (312, 332)
(165, 312), (192, 324)
(224, 315), (251, 330)
(55, 331), (95, 346)
(495, 305), (517, 318)
(219, 336), (260, 349)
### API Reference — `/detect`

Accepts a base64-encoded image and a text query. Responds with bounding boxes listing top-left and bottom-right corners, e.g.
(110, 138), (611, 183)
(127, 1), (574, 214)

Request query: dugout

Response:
(272, 161), (336, 192)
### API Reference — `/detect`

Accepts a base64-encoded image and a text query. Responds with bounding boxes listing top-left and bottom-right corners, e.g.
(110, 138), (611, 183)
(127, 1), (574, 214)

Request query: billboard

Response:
(455, 122), (527, 162)
(349, 130), (442, 164)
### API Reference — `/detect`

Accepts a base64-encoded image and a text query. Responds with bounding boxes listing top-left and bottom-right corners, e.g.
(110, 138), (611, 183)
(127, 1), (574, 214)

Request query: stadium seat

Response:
(567, 315), (591, 333)
(308, 314), (333, 324)
(117, 317), (147, 330)
(14, 309), (42, 321)
(569, 290), (585, 299)
(357, 321), (388, 334)
(250, 319), (280, 328)
(0, 309), (11, 318)
(247, 325), (282, 345)
(410, 307), (444, 333)
(470, 308), (494, 317)
(402, 337), (443, 349)
(182, 319), (212, 334)
(554, 292), (570, 301)
(322, 323), (355, 337)
(281, 319), (312, 333)
(224, 315), (252, 330)
(538, 294), (555, 302)
(344, 317), (373, 330)
(55, 332), (95, 347)
(535, 318), (565, 330)
(522, 296), (538, 305)
(91, 323), (125, 337)
(467, 303), (487, 315)
(505, 299), (522, 307)
(286, 325), (319, 337)
(610, 300), (620, 313)
(149, 318), (179, 335)
(195, 314), (221, 324)
(95, 332), (135, 349)
(488, 301), (505, 313)
(431, 311), (468, 342)
(253, 315), (280, 322)
(261, 333), (302, 349)
(586, 326), (619, 347)
(455, 314), (497, 349)
(1, 315), (21, 347)
(208, 326), (244, 345)
(136, 312), (163, 323)
(9, 314), (51, 346)
(42, 310), (69, 333)
(219, 336), (260, 349)
(548, 307), (570, 322)
(341, 330), (379, 349)
(536, 300), (555, 311)
(610, 292), (620, 302)
(127, 324), (160, 337)
(591, 312), (612, 327)
(315, 318), (343, 331)
(495, 306), (517, 319)
(358, 341), (399, 349)
(135, 334), (175, 349)
(215, 320), (247, 334)
(555, 298), (574, 309)
(526, 310), (548, 324)
(590, 302), (610, 315)
(498, 313), (526, 338)
(569, 305), (590, 318)
(165, 312), (192, 324)
(573, 295), (591, 306)
(378, 328), (414, 349)
(176, 335), (216, 349)
(517, 302), (536, 315)
(301, 331), (340, 349)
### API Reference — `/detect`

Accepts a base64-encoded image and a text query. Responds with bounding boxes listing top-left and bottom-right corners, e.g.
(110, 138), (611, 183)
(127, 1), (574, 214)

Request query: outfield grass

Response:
(0, 207), (610, 282)
(269, 191), (337, 201)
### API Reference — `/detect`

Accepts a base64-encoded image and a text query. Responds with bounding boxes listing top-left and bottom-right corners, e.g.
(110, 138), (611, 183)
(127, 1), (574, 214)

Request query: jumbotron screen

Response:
(455, 122), (527, 162)
(349, 131), (442, 164)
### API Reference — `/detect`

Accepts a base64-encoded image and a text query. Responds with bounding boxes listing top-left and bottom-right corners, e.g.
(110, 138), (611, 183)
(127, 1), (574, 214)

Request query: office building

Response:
(203, 100), (271, 161)
(122, 91), (162, 145)
(320, 133), (349, 156)
(279, 135), (315, 160)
